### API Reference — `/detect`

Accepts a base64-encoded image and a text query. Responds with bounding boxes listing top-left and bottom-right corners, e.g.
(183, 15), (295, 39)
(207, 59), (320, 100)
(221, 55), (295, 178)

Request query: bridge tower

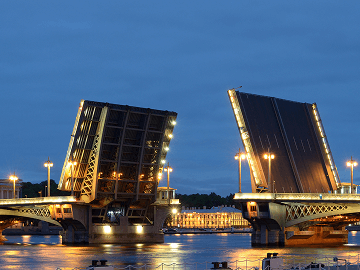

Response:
(56, 100), (177, 243)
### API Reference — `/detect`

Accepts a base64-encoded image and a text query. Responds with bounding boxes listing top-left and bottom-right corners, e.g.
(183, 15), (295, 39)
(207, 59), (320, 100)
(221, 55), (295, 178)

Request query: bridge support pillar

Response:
(260, 224), (268, 245)
(251, 227), (285, 247)
(61, 224), (89, 244)
(268, 229), (285, 246)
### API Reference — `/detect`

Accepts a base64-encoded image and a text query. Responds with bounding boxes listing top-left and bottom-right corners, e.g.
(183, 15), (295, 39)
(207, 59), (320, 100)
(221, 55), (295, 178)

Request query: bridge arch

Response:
(285, 203), (360, 227)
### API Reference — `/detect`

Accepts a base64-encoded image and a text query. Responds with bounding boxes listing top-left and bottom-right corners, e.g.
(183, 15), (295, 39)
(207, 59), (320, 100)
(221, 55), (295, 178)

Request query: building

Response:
(0, 179), (22, 199)
(156, 187), (179, 204)
(335, 183), (358, 194)
(171, 205), (250, 229)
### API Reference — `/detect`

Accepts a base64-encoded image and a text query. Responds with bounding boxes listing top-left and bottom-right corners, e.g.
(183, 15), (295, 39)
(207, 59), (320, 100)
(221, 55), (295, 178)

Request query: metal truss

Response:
(15, 206), (52, 218)
(80, 107), (107, 203)
(80, 133), (100, 199)
(285, 203), (348, 224)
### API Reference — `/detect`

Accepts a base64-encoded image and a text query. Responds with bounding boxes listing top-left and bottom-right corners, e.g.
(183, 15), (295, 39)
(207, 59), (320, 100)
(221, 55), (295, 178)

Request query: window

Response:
(63, 208), (72, 213)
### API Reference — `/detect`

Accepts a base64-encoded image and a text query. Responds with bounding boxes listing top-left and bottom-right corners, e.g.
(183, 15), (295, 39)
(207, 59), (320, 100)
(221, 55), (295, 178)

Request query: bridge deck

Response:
(0, 196), (80, 206)
(234, 193), (360, 203)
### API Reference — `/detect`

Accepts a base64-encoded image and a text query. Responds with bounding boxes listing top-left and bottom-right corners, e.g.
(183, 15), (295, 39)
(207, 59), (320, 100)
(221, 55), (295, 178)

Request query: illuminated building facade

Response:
(58, 100), (177, 225)
(0, 179), (22, 199)
(171, 206), (250, 229)
(228, 90), (340, 193)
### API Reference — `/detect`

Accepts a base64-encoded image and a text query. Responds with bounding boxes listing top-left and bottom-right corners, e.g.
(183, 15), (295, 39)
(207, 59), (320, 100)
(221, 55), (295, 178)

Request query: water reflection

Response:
(0, 233), (359, 269)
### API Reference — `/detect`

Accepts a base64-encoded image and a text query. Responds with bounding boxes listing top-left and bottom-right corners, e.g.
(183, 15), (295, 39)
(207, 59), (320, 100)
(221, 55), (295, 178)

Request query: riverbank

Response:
(163, 228), (252, 234)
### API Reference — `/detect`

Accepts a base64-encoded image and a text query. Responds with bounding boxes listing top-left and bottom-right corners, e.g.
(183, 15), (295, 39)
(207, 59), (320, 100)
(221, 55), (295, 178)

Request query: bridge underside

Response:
(228, 90), (340, 193)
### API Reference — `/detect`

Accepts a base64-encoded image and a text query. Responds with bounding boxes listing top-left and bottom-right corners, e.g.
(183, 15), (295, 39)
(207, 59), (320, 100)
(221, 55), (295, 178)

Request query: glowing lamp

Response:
(103, 225), (111, 234)
(136, 225), (143, 234)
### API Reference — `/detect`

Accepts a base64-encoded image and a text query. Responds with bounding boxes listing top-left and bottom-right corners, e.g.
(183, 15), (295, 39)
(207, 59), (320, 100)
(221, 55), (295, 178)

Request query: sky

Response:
(1, 1), (360, 197)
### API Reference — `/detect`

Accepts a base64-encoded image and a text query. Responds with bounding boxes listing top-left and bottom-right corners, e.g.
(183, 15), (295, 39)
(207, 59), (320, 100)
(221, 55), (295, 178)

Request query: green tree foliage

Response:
(176, 192), (239, 209)
(21, 180), (70, 198)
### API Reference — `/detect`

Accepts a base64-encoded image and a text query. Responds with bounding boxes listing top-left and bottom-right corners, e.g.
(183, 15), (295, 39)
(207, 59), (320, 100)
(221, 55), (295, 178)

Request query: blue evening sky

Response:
(1, 1), (359, 196)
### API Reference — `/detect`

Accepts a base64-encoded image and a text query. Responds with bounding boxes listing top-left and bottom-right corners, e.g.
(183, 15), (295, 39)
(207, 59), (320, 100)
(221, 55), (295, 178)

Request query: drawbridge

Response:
(0, 100), (178, 244)
(228, 90), (360, 246)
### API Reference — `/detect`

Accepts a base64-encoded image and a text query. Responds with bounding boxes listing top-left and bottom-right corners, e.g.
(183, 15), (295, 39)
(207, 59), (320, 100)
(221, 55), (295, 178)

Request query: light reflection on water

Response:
(0, 233), (359, 269)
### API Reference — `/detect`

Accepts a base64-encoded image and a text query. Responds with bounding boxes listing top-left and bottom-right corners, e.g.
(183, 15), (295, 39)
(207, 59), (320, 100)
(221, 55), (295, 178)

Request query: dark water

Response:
(1, 232), (360, 269)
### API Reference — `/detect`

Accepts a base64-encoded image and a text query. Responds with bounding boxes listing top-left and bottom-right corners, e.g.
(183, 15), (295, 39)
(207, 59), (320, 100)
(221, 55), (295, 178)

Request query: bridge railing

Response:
(56, 254), (360, 270)
(0, 196), (78, 206)
(234, 192), (360, 202)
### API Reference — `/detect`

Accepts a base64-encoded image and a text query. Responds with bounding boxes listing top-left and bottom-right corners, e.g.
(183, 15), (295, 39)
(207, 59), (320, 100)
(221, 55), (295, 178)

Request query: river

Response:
(1, 232), (360, 269)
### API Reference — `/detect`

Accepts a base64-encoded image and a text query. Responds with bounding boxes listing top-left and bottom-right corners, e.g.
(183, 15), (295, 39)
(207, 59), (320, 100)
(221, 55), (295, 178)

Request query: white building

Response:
(0, 179), (22, 199)
(171, 205), (250, 229)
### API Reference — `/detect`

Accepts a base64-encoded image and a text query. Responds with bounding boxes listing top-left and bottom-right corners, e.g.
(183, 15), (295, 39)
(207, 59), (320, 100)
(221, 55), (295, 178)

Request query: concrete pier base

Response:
(251, 227), (285, 247)
(285, 226), (348, 246)
(57, 204), (170, 244)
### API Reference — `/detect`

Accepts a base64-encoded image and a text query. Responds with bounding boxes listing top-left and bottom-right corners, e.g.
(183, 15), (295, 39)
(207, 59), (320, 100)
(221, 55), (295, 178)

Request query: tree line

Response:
(176, 192), (239, 208)
(21, 180), (70, 198)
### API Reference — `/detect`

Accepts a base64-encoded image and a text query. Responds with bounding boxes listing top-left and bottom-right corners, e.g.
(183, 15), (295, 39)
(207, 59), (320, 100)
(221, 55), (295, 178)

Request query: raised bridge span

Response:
(0, 100), (178, 244)
(228, 90), (360, 246)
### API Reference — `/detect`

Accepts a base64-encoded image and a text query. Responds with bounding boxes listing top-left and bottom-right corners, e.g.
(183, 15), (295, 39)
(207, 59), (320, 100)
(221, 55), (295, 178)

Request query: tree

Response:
(21, 180), (70, 198)
(176, 192), (237, 209)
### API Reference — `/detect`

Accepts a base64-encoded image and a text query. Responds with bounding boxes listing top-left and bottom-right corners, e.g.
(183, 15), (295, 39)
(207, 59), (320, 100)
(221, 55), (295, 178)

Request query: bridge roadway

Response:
(235, 193), (360, 246)
(0, 196), (79, 241)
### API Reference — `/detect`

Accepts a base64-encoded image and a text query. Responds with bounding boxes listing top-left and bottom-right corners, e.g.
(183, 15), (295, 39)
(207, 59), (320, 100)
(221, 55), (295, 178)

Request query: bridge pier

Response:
(61, 224), (89, 244)
(238, 198), (359, 247)
(51, 203), (170, 244)
(251, 225), (285, 247)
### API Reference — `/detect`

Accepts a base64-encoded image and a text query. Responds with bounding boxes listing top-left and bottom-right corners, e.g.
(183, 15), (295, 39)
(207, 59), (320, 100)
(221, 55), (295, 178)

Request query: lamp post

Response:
(44, 157), (53, 197)
(68, 158), (77, 196)
(347, 157), (358, 194)
(234, 148), (246, 193)
(264, 151), (275, 193)
(9, 173), (18, 199)
(164, 162), (173, 205)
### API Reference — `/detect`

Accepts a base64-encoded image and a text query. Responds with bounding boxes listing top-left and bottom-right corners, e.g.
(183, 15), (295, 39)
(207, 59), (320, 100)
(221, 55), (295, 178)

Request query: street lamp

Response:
(164, 162), (173, 205)
(347, 157), (358, 194)
(68, 158), (77, 196)
(44, 157), (53, 197)
(9, 173), (18, 199)
(264, 151), (275, 193)
(234, 148), (246, 193)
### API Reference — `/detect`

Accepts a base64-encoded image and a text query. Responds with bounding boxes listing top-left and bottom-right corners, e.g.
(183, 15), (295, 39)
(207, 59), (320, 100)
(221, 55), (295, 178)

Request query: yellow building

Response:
(171, 205), (250, 229)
